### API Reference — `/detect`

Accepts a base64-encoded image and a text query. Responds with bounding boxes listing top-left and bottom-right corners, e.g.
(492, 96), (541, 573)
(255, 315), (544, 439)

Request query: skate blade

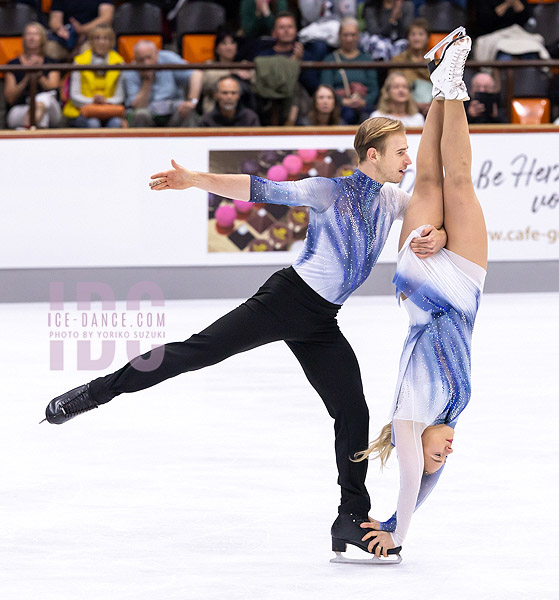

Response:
(424, 26), (466, 61)
(330, 551), (402, 565)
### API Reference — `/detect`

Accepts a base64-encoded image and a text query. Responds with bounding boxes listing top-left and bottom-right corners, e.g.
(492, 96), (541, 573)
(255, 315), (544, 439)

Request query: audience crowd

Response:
(2, 0), (559, 128)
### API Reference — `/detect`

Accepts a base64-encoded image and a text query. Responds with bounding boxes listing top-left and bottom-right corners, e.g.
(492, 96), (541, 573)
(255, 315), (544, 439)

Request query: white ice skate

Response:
(425, 31), (471, 101)
(424, 26), (465, 62)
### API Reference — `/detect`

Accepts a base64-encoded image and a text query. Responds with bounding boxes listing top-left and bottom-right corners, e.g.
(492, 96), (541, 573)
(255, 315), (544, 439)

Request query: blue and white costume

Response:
(381, 226), (486, 546)
(251, 170), (409, 303)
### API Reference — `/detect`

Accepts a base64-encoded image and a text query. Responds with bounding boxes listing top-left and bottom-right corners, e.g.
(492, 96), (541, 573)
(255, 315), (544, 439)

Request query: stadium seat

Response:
(511, 98), (550, 123)
(428, 32), (448, 59)
(113, 1), (163, 63)
(418, 1), (465, 32)
(512, 67), (550, 97)
(0, 37), (23, 80)
(42, 0), (52, 13)
(118, 35), (162, 63)
(176, 1), (226, 63)
(0, 3), (38, 36)
(182, 34), (216, 63)
(531, 2), (559, 45)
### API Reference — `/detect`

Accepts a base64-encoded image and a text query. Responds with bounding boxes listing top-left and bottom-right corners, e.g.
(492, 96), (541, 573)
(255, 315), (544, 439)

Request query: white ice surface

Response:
(0, 293), (557, 600)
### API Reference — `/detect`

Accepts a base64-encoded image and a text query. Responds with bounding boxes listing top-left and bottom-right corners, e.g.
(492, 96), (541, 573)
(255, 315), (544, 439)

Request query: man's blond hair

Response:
(354, 117), (405, 162)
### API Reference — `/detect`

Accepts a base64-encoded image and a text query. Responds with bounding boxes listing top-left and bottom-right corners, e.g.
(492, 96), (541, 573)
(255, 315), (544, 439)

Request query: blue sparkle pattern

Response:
(250, 171), (409, 304)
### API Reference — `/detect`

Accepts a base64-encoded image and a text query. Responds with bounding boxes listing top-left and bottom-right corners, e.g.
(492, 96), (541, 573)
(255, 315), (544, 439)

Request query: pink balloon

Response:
(267, 164), (288, 181)
(282, 154), (303, 175)
(234, 199), (253, 214)
(215, 204), (236, 227)
(297, 149), (318, 163)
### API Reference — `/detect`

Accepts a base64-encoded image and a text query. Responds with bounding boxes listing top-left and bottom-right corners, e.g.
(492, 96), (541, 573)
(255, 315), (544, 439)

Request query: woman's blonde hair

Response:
(23, 22), (48, 56)
(353, 117), (404, 162)
(376, 72), (419, 116)
(88, 23), (116, 47)
(353, 423), (394, 468)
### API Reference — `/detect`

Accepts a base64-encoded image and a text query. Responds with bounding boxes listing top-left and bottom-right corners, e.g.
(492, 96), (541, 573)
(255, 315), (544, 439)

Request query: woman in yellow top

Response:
(63, 24), (124, 128)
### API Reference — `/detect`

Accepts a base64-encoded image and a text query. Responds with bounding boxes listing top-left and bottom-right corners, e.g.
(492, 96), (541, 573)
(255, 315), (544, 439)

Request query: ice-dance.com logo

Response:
(48, 281), (166, 371)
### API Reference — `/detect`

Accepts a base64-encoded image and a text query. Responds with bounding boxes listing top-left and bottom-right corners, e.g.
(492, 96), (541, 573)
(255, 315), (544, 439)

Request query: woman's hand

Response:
(360, 523), (397, 557)
(410, 225), (447, 258)
(150, 159), (194, 191)
(342, 94), (366, 109)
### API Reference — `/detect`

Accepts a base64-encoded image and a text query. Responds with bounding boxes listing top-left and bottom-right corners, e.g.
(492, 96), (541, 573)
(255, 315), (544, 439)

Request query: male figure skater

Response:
(44, 117), (446, 555)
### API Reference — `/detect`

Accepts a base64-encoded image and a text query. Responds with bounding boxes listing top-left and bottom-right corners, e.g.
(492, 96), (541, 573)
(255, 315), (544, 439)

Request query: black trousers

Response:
(90, 267), (370, 515)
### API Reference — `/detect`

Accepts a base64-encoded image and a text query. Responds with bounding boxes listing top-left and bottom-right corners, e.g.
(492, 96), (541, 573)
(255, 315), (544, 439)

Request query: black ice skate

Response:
(42, 384), (99, 424)
(330, 513), (402, 565)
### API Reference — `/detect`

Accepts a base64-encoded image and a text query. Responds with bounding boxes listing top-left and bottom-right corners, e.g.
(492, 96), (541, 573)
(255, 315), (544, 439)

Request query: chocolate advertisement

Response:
(208, 148), (358, 253)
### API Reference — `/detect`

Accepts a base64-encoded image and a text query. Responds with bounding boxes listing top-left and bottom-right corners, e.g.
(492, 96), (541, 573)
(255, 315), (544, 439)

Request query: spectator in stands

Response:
(255, 11), (328, 96)
(200, 28), (256, 115)
(298, 0), (356, 26)
(4, 22), (61, 129)
(321, 17), (380, 124)
(370, 71), (424, 126)
(62, 24), (124, 128)
(472, 0), (530, 39)
(124, 40), (203, 128)
(46, 0), (115, 62)
(199, 76), (261, 127)
(240, 0), (289, 37)
(390, 18), (431, 116)
(466, 72), (505, 125)
(297, 0), (356, 47)
(472, 1), (549, 66)
(361, 0), (414, 61)
(298, 84), (342, 125)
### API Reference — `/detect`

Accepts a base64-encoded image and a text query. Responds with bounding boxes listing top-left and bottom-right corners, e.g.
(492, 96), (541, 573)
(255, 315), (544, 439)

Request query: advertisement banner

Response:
(1, 130), (558, 269)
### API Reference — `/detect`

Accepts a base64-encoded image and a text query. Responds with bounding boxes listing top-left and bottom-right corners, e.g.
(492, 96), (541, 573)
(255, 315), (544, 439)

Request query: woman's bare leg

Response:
(398, 100), (445, 250)
(440, 100), (487, 269)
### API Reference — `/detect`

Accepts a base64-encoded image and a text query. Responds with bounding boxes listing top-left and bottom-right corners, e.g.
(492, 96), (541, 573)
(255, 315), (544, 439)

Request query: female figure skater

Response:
(355, 30), (487, 559)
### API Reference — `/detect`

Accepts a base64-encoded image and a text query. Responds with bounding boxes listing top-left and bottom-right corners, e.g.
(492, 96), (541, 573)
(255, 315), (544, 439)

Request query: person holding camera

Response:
(466, 72), (504, 124)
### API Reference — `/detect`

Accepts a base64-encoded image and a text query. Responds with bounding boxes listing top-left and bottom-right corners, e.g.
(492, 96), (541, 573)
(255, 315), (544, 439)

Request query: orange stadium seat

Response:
(0, 37), (23, 80)
(527, 0), (557, 4)
(182, 34), (216, 63)
(42, 0), (52, 12)
(428, 33), (448, 59)
(176, 1), (225, 63)
(118, 34), (162, 63)
(113, 2), (163, 62)
(511, 98), (551, 124)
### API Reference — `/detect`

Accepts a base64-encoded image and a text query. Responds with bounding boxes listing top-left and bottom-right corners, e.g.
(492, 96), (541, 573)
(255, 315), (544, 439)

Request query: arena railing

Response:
(1, 59), (558, 128)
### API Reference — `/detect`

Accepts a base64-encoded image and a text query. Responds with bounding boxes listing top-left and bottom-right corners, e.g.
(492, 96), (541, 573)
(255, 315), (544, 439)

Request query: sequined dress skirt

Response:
(390, 227), (486, 427)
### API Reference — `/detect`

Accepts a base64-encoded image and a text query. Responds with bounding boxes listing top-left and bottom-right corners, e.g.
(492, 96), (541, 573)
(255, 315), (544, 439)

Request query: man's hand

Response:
(177, 101), (195, 118)
(467, 99), (485, 118)
(410, 225), (447, 258)
(291, 41), (304, 60)
(140, 70), (155, 83)
(391, 0), (403, 22)
(93, 94), (106, 104)
(360, 523), (396, 558)
(150, 159), (194, 191)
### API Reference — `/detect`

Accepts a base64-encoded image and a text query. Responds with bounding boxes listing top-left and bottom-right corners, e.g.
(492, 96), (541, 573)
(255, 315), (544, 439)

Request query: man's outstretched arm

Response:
(150, 159), (251, 201)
